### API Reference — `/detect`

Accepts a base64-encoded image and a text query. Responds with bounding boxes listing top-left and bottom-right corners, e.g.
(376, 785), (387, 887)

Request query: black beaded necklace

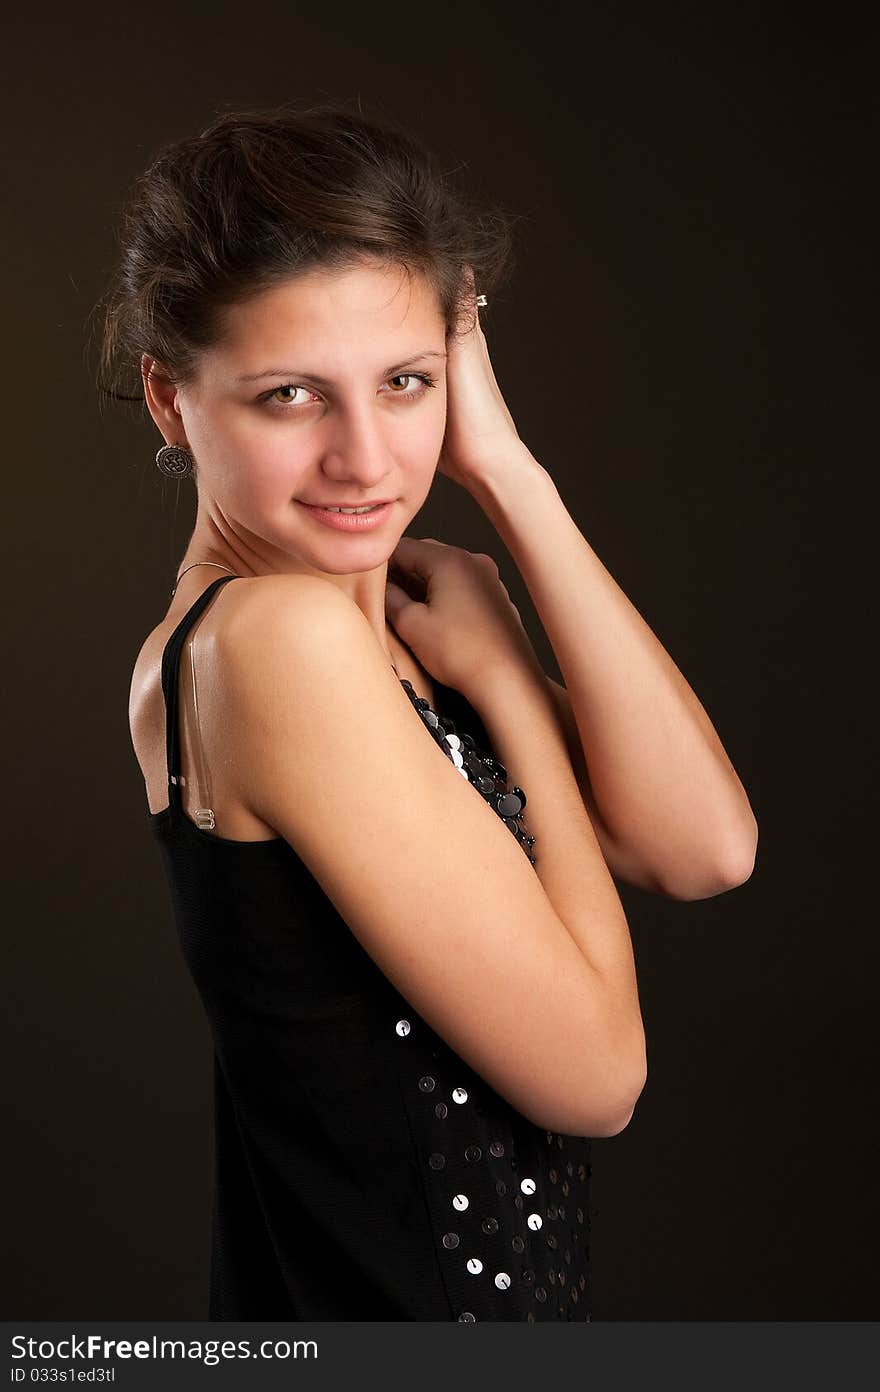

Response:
(395, 673), (537, 866)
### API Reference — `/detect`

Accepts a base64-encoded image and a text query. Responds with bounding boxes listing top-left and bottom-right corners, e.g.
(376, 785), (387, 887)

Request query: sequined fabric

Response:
(398, 678), (537, 865)
(148, 574), (593, 1321)
(392, 1011), (593, 1322)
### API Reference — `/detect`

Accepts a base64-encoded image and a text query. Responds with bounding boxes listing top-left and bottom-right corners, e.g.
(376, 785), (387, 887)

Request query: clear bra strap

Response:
(187, 634), (216, 830)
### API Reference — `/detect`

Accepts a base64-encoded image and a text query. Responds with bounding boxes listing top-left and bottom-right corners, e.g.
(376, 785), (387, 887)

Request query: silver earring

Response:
(155, 443), (194, 478)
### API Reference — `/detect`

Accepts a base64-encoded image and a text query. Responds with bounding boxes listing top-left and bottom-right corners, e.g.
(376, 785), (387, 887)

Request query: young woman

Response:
(97, 102), (757, 1322)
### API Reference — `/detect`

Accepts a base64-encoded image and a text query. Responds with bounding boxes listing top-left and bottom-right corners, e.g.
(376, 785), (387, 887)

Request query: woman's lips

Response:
(296, 499), (394, 531)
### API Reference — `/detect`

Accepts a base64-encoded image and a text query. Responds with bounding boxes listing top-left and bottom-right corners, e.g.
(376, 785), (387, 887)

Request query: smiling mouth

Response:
(300, 501), (392, 513)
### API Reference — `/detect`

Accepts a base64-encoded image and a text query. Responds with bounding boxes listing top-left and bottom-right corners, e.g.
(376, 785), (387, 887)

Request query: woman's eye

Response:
(263, 372), (437, 411)
(267, 384), (310, 408)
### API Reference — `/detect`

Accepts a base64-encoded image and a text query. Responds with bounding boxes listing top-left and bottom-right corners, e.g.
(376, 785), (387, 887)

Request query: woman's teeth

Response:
(324, 505), (380, 513)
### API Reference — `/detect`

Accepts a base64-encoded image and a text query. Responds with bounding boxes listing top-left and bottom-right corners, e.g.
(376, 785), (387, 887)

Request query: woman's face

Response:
(169, 261), (448, 575)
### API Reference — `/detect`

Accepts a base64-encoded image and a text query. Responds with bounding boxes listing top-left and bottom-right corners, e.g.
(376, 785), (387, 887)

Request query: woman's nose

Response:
(320, 409), (394, 483)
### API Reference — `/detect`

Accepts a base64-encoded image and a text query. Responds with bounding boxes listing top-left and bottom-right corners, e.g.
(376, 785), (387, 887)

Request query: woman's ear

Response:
(141, 354), (186, 444)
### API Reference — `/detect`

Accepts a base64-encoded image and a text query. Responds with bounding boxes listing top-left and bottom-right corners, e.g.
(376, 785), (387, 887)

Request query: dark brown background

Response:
(2, 3), (875, 1319)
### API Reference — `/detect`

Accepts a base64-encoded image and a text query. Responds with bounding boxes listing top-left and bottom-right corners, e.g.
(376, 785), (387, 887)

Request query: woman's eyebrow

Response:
(236, 350), (448, 385)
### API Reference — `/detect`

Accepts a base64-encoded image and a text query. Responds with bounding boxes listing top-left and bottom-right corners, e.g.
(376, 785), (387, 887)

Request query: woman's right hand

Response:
(384, 536), (545, 698)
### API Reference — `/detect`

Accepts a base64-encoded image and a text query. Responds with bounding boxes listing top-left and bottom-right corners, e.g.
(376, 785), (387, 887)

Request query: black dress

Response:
(148, 574), (594, 1321)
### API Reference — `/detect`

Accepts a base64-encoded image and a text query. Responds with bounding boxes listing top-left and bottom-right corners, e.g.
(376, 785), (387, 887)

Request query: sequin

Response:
(387, 947), (591, 1320)
(398, 678), (537, 865)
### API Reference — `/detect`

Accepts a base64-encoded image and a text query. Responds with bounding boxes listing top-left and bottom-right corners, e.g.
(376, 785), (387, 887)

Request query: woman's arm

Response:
(463, 444), (759, 903)
(455, 652), (648, 1116)
(222, 575), (647, 1134)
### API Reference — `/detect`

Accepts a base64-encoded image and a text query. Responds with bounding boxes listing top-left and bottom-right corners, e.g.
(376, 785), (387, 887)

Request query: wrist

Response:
(461, 443), (561, 534)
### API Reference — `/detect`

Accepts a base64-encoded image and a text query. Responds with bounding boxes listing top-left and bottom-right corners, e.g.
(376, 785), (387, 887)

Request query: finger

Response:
(389, 534), (444, 585)
(383, 579), (412, 626)
(392, 534), (446, 549)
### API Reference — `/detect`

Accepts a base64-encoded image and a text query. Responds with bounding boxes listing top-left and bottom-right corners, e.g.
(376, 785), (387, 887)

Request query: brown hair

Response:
(92, 98), (521, 408)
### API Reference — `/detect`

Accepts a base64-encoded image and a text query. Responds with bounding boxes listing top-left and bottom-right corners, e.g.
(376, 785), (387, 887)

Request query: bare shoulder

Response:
(216, 571), (397, 749)
(128, 573), (352, 823)
(218, 571), (366, 645)
(215, 572), (377, 704)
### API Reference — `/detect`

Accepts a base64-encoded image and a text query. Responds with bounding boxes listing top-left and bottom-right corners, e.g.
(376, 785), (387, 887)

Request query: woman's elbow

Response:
(586, 1054), (648, 1138)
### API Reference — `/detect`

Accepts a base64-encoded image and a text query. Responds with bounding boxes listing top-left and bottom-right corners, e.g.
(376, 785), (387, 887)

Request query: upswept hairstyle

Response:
(92, 99), (521, 408)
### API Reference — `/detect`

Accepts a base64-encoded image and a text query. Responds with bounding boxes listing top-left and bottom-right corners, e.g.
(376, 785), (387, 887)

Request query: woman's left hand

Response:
(437, 266), (527, 488)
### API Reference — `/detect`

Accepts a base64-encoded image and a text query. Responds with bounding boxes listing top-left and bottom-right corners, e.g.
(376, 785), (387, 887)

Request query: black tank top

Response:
(148, 573), (593, 1321)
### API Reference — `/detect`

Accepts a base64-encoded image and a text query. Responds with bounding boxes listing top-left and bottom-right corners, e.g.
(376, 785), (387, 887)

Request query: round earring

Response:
(155, 443), (194, 478)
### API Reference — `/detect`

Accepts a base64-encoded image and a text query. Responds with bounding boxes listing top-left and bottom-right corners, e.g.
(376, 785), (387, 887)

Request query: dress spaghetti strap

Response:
(159, 574), (241, 820)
